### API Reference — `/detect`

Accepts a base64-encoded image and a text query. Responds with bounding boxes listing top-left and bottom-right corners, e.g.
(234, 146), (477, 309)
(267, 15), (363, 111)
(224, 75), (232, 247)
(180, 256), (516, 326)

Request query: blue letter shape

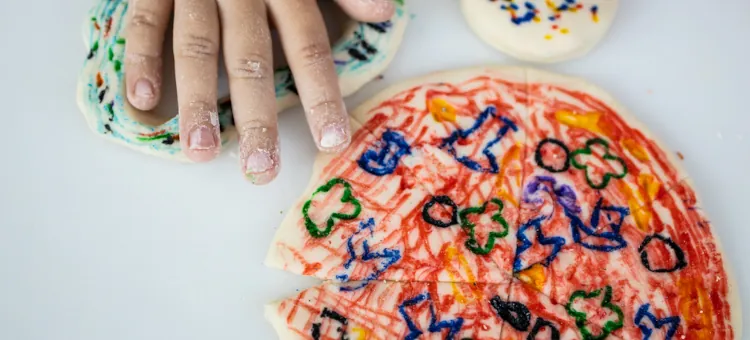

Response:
(357, 130), (412, 176)
(336, 218), (401, 291)
(567, 198), (628, 252)
(440, 106), (519, 174)
(634, 303), (680, 340)
(513, 216), (566, 272)
(399, 292), (464, 340)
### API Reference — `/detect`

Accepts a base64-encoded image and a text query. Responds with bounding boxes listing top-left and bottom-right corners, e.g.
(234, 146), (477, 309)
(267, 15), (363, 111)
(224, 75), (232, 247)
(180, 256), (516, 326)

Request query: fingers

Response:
(335, 0), (395, 23)
(173, 0), (221, 162)
(125, 0), (173, 110)
(268, 0), (351, 153)
(218, 0), (279, 184)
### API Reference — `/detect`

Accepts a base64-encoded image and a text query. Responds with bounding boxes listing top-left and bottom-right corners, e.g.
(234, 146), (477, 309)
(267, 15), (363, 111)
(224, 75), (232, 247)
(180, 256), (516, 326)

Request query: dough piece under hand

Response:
(76, 0), (409, 161)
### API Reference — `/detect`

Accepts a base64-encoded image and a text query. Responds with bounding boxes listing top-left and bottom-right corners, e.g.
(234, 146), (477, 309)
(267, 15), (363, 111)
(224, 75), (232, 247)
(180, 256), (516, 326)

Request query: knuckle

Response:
(227, 54), (272, 80)
(177, 33), (218, 60)
(298, 41), (333, 68)
(130, 8), (162, 30)
(240, 119), (272, 130)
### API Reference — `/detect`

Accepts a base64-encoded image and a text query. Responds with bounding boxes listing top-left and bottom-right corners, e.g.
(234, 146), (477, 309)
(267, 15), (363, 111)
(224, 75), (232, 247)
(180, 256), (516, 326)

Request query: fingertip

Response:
(306, 101), (352, 153)
(338, 0), (395, 23)
(318, 122), (352, 153)
(244, 157), (280, 185)
(127, 76), (160, 111)
(238, 124), (281, 185)
(181, 125), (221, 162)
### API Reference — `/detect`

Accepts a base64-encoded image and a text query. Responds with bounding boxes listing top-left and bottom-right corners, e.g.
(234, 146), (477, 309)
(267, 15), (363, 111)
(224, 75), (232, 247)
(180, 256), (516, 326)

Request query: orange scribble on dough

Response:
(517, 264), (546, 291)
(678, 277), (714, 339)
(302, 262), (322, 275)
(428, 98), (457, 123)
(554, 110), (605, 136)
(621, 138), (650, 161)
(496, 143), (522, 206)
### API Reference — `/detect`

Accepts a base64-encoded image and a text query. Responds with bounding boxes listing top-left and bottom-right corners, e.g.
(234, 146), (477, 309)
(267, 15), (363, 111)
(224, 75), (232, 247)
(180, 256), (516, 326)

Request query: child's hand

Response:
(124, 0), (395, 184)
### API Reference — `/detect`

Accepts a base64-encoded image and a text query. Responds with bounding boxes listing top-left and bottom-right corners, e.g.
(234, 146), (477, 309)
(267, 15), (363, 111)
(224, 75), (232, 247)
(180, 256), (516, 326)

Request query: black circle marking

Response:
(535, 138), (570, 173)
(638, 234), (687, 273)
(422, 195), (459, 228)
(490, 296), (531, 331)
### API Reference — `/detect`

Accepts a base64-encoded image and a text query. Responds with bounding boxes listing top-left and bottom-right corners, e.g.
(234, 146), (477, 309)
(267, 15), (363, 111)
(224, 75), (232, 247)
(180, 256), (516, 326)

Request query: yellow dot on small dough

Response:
(544, 34), (553, 40)
(560, 28), (569, 34)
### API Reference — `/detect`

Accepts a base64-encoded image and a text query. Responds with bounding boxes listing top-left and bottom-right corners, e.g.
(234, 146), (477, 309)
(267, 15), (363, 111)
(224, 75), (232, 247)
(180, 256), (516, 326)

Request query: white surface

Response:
(0, 0), (748, 339)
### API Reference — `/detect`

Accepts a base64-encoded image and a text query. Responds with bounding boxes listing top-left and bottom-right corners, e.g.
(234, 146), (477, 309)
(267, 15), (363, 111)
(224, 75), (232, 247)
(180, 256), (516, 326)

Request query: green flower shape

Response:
(570, 138), (628, 190)
(566, 285), (624, 340)
(302, 178), (362, 238)
(458, 198), (509, 255)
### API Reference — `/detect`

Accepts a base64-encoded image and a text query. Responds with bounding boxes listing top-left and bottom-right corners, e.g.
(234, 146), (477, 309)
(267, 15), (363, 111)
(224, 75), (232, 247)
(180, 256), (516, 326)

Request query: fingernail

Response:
(245, 151), (274, 174)
(320, 124), (349, 149)
(135, 79), (154, 99)
(189, 126), (216, 150)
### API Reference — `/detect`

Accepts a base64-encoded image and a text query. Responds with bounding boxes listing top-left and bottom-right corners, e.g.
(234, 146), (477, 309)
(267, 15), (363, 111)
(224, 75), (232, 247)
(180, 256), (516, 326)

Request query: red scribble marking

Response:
(104, 17), (113, 37)
(138, 130), (167, 137)
(303, 262), (322, 276)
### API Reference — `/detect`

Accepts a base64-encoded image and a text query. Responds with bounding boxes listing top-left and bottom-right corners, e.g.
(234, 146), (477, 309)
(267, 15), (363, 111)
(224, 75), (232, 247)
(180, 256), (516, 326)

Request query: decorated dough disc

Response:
(76, 0), (409, 161)
(265, 66), (740, 339)
(460, 0), (618, 63)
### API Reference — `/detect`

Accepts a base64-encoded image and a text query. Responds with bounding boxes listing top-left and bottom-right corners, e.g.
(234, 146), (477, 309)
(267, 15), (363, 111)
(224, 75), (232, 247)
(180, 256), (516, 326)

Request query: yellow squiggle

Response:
(443, 246), (482, 303)
(618, 174), (660, 232)
(555, 110), (605, 136)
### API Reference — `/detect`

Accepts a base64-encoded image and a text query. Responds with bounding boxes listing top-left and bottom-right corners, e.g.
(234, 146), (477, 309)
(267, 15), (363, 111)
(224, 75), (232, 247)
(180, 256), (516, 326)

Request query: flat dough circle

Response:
(460, 0), (618, 63)
(76, 0), (409, 161)
(265, 66), (741, 339)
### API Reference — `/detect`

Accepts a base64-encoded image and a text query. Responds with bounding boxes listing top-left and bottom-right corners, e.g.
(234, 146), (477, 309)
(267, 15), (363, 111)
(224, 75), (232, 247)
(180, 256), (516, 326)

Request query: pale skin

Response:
(124, 0), (396, 184)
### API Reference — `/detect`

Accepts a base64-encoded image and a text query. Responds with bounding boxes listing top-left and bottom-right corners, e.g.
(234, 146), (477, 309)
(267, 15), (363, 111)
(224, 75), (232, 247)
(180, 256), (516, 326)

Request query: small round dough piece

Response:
(460, 0), (618, 63)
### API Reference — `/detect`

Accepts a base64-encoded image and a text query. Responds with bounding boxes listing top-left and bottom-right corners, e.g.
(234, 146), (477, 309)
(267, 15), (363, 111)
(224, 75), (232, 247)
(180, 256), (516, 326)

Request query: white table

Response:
(1, 0), (748, 338)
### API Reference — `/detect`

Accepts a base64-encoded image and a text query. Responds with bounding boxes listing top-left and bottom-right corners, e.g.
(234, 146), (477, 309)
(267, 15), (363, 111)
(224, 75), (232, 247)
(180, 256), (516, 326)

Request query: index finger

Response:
(268, 0), (351, 153)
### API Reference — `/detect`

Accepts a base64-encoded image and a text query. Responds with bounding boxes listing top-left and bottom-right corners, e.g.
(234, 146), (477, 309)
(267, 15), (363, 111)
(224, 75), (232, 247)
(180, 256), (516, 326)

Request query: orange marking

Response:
(302, 262), (322, 275)
(517, 264), (546, 291)
(621, 138), (650, 161)
(495, 144), (521, 206)
(95, 72), (103, 87)
(678, 277), (714, 338)
(554, 110), (605, 136)
(428, 98), (457, 123)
